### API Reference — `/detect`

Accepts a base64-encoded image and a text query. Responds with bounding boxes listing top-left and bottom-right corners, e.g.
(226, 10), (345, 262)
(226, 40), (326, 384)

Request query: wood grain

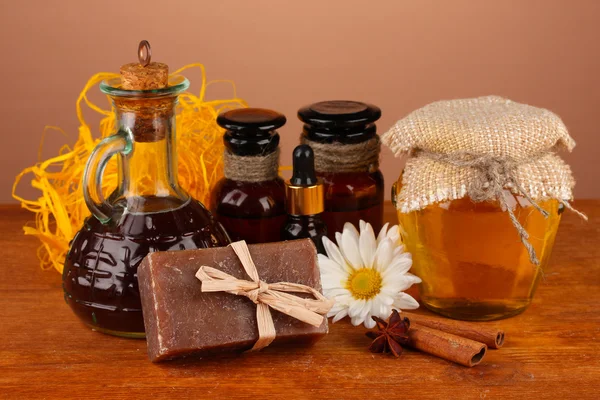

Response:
(0, 201), (599, 399)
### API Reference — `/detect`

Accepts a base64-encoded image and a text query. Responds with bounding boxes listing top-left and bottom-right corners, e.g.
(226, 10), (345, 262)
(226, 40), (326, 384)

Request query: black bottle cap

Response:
(291, 145), (317, 186)
(286, 145), (324, 215)
(217, 108), (286, 156)
(298, 100), (381, 127)
(298, 100), (381, 144)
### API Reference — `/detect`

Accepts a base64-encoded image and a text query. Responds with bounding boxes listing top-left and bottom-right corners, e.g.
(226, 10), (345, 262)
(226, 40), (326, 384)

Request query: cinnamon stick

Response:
(402, 311), (504, 349)
(407, 323), (487, 367)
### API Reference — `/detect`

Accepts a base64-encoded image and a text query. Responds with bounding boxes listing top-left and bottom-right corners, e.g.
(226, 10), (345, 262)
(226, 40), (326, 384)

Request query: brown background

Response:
(2, 0), (599, 203)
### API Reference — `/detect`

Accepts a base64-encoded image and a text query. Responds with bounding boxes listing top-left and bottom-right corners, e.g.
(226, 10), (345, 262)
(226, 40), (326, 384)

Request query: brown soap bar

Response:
(138, 239), (328, 362)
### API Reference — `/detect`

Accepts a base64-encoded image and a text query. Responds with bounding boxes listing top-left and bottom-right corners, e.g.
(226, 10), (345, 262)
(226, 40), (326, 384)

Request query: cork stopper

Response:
(120, 40), (169, 90)
(114, 41), (174, 143)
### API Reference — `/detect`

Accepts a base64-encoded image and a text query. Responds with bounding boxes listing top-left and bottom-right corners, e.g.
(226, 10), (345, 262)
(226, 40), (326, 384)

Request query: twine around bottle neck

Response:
(300, 135), (381, 173)
(224, 149), (280, 183)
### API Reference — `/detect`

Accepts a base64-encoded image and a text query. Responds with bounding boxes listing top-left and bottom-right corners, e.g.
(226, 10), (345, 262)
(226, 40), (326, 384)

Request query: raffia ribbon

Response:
(195, 241), (333, 351)
(417, 150), (587, 265)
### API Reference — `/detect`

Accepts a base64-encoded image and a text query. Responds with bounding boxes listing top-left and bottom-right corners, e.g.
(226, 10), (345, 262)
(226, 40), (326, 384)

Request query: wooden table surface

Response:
(1, 201), (599, 399)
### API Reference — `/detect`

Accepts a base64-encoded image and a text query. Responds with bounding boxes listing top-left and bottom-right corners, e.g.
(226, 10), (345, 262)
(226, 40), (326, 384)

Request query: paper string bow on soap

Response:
(195, 240), (334, 351)
(138, 239), (330, 362)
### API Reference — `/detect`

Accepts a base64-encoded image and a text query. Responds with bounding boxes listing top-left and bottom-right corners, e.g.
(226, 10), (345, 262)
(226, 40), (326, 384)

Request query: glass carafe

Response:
(62, 76), (230, 338)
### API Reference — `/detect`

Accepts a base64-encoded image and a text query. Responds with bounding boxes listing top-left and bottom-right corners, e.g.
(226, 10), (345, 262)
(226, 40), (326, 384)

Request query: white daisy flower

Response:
(318, 220), (422, 329)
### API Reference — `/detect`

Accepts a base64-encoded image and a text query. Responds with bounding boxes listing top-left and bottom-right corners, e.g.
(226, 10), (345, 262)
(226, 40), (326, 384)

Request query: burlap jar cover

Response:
(381, 96), (586, 264)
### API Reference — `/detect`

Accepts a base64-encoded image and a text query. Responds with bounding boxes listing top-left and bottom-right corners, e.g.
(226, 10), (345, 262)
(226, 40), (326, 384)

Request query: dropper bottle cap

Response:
(285, 145), (324, 215)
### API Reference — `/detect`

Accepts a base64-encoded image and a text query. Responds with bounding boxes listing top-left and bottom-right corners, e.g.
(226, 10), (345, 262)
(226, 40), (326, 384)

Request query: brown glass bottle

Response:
(63, 73), (230, 338)
(281, 145), (327, 254)
(210, 108), (287, 244)
(298, 101), (384, 239)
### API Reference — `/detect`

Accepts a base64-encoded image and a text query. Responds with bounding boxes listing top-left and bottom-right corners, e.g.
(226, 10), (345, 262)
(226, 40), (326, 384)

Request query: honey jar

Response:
(382, 96), (584, 321)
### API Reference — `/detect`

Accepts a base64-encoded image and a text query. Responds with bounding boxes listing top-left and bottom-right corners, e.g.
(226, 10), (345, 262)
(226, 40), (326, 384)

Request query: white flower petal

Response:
(376, 222), (389, 245)
(384, 256), (413, 276)
(322, 236), (352, 273)
(404, 272), (422, 284)
(322, 275), (348, 290)
(328, 300), (346, 312)
(321, 275), (347, 290)
(320, 265), (347, 279)
(359, 220), (367, 232)
(392, 244), (405, 257)
(386, 225), (400, 244)
(349, 299), (370, 326)
(339, 224), (362, 269)
(348, 298), (366, 317)
(359, 222), (377, 268)
(364, 314), (376, 328)
(318, 253), (346, 275)
(394, 251), (412, 261)
(323, 287), (352, 299)
(331, 308), (348, 323)
(377, 293), (395, 306)
(366, 297), (387, 321)
(370, 297), (380, 312)
(392, 292), (420, 310)
(344, 222), (360, 238)
(373, 238), (394, 272)
(330, 293), (353, 308)
(351, 314), (367, 326)
(381, 276), (417, 293)
(335, 231), (343, 247)
(380, 303), (391, 317)
(381, 267), (415, 282)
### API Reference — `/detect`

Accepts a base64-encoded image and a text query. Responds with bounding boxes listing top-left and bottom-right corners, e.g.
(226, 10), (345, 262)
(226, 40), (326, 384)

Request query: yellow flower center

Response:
(346, 268), (382, 300)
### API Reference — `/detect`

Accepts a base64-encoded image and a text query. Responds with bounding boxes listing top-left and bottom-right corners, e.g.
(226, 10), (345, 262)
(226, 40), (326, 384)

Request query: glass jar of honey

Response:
(382, 96), (583, 321)
(394, 180), (563, 320)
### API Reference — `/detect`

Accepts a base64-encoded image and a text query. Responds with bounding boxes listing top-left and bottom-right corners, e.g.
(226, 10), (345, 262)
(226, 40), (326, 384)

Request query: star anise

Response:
(366, 309), (411, 357)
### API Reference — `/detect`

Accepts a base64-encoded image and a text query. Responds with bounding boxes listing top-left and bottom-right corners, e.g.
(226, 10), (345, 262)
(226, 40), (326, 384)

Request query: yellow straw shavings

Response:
(12, 64), (247, 274)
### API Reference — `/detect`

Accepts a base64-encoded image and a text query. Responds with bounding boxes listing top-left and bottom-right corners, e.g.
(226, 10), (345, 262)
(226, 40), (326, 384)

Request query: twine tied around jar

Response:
(224, 149), (280, 182)
(417, 150), (587, 265)
(300, 136), (381, 173)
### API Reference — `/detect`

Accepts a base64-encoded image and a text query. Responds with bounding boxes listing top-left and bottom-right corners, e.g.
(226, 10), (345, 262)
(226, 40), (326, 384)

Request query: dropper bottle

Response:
(281, 144), (327, 254)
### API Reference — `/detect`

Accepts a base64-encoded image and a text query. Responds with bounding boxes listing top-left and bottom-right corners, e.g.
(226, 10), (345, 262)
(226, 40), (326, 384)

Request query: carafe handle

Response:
(83, 128), (133, 223)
